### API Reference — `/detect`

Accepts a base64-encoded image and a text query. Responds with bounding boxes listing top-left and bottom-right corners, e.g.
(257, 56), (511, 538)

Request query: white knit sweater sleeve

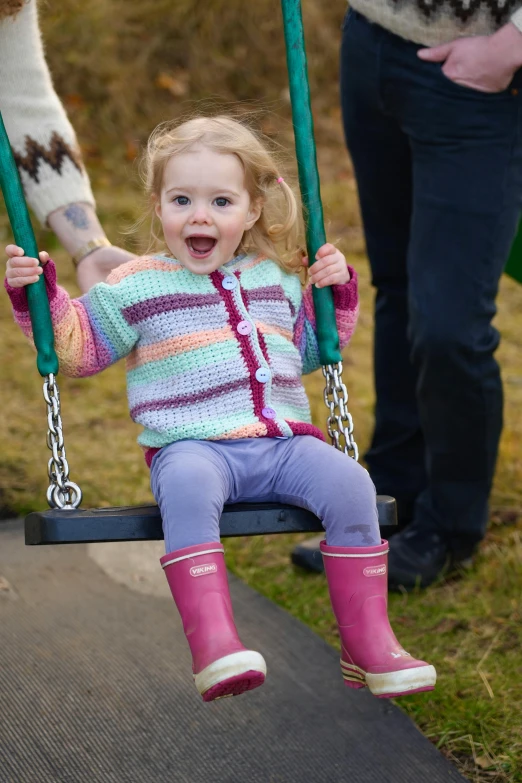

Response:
(0, 0), (95, 225)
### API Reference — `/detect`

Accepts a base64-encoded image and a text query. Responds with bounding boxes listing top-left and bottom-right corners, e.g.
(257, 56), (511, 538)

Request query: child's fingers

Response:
(7, 268), (43, 281)
(5, 249), (45, 288)
(312, 270), (350, 288)
(310, 254), (341, 274)
(315, 242), (337, 260)
(5, 244), (25, 258)
(38, 251), (50, 265)
(6, 271), (42, 288)
(310, 255), (347, 282)
(6, 256), (43, 285)
(310, 257), (350, 288)
(313, 250), (346, 268)
(6, 255), (41, 272)
(301, 255), (309, 267)
(6, 262), (42, 287)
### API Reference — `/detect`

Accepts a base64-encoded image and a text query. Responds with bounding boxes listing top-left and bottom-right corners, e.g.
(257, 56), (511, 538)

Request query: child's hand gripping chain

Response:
(304, 242), (351, 288)
(5, 115), (435, 703)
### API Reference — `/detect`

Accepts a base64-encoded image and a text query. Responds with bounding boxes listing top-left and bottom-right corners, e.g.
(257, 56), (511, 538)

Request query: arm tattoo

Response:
(63, 204), (90, 230)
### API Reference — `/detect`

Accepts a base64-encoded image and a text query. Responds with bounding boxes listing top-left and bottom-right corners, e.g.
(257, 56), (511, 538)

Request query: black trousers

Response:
(340, 10), (522, 551)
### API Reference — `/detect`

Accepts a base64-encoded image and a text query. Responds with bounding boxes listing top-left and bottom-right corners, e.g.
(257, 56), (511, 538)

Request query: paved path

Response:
(0, 520), (465, 783)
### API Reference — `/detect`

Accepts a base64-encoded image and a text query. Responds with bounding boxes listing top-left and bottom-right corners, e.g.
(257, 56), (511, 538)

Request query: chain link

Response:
(322, 361), (359, 461)
(43, 374), (82, 509)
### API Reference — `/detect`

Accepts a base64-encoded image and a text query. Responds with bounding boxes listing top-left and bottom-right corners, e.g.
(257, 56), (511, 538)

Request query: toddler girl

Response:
(5, 115), (436, 703)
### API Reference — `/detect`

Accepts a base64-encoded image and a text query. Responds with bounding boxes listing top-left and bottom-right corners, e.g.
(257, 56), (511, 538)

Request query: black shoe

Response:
(387, 526), (474, 592)
(290, 517), (411, 574)
(291, 535), (325, 573)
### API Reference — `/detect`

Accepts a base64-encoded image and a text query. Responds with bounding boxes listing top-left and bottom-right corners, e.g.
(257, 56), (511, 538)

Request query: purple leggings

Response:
(150, 436), (380, 553)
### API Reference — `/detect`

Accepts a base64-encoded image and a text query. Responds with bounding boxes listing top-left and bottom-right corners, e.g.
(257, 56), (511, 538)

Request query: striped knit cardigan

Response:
(6, 252), (359, 465)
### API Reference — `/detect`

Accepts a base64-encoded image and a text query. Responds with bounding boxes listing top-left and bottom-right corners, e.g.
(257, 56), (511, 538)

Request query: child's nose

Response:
(191, 204), (212, 224)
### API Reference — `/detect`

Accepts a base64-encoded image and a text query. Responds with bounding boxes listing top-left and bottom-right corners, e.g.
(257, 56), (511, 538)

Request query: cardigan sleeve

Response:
(283, 266), (359, 375)
(5, 259), (138, 377)
(0, 0), (95, 225)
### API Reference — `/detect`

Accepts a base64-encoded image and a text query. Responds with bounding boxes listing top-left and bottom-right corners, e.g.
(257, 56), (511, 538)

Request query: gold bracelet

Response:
(72, 238), (112, 267)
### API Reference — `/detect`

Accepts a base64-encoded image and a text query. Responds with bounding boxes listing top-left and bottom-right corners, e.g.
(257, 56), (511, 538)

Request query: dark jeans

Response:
(340, 9), (522, 553)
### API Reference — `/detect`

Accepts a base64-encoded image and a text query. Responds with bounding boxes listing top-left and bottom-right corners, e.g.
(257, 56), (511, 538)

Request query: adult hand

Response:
(418, 22), (522, 93)
(75, 245), (135, 292)
(47, 203), (136, 292)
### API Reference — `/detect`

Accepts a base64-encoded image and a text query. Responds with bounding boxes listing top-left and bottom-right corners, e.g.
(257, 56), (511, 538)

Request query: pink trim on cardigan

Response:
(286, 421), (326, 440)
(210, 268), (283, 438)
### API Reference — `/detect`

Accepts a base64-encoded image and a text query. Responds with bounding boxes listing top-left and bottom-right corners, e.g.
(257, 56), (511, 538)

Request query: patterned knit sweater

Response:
(349, 0), (522, 46)
(0, 0), (95, 224)
(7, 252), (359, 464)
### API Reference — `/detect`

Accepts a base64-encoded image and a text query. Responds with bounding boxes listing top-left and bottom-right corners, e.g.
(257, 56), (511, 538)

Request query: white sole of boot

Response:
(194, 650), (267, 696)
(366, 664), (437, 697)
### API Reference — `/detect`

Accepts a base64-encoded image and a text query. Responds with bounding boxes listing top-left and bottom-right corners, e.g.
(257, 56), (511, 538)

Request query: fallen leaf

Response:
(475, 755), (494, 770)
(156, 71), (189, 97)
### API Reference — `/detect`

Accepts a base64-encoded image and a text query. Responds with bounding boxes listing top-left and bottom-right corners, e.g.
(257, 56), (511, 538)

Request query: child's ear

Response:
(245, 198), (263, 230)
(153, 194), (161, 220)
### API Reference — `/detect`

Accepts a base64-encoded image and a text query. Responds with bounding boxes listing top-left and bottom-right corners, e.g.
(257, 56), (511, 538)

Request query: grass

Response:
(1, 1), (522, 779)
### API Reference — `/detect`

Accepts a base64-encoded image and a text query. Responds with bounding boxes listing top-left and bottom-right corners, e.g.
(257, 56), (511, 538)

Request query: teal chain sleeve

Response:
(0, 111), (58, 376)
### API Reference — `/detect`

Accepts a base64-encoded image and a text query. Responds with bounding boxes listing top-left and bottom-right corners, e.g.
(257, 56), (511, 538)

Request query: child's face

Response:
(155, 145), (261, 274)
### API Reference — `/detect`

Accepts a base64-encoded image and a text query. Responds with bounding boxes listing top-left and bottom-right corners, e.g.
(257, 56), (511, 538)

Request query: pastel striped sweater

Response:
(7, 252), (359, 464)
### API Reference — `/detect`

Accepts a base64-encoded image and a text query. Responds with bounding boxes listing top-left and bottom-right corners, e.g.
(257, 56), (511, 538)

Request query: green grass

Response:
(1, 2), (522, 778)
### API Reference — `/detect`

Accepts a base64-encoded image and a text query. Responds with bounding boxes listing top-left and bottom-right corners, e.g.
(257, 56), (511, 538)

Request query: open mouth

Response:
(186, 235), (217, 259)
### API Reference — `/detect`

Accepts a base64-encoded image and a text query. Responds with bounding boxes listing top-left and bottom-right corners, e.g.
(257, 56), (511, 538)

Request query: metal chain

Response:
(322, 361), (359, 461)
(43, 373), (82, 509)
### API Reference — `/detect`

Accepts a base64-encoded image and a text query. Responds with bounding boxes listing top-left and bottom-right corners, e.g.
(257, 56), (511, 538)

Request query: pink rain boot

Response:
(160, 542), (266, 702)
(320, 539), (436, 698)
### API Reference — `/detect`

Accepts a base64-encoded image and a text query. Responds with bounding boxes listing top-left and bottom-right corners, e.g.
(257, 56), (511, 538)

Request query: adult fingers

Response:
(417, 42), (453, 62)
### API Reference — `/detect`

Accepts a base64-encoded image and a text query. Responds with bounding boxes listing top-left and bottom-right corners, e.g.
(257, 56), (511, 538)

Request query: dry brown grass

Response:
(40, 0), (345, 171)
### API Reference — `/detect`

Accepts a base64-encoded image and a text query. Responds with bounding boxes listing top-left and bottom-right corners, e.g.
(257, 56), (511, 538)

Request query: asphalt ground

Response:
(0, 519), (465, 783)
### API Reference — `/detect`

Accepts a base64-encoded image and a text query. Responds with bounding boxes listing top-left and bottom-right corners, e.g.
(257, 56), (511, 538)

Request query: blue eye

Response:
(173, 196), (189, 206)
(214, 197), (230, 207)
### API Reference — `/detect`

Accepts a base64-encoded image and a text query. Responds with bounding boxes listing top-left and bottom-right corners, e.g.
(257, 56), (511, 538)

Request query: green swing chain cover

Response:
(281, 0), (342, 365)
(0, 112), (59, 376)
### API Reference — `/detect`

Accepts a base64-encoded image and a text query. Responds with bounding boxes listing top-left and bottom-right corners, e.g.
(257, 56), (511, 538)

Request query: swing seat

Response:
(24, 495), (397, 545)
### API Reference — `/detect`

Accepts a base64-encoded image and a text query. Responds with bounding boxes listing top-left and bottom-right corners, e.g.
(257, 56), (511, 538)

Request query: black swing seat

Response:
(25, 495), (397, 545)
